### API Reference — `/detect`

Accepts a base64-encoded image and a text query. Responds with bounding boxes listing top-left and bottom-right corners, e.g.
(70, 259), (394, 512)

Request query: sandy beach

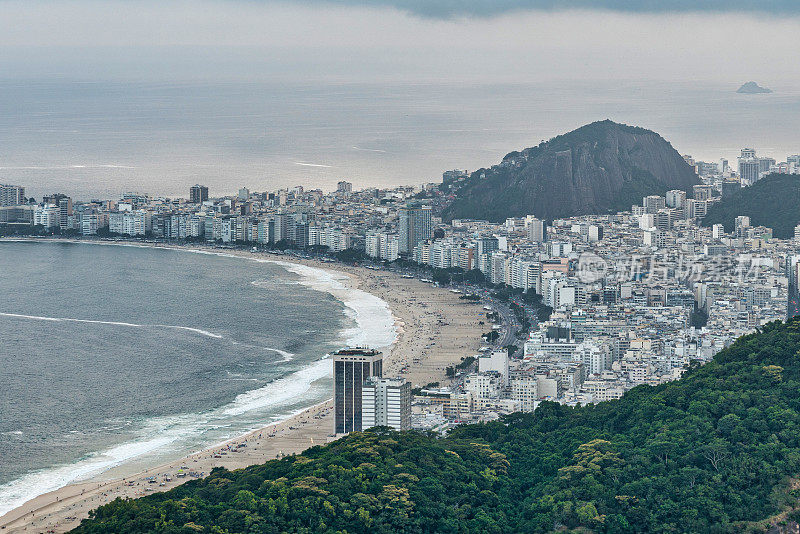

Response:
(0, 244), (486, 533)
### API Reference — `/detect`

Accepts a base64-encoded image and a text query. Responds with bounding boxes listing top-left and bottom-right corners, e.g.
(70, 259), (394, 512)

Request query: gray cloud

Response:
(281, 0), (800, 17)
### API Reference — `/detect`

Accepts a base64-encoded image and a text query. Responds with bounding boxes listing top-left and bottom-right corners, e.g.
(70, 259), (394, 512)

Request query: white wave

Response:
(265, 260), (397, 350)
(0, 243), (395, 517)
(180, 247), (398, 349)
(0, 426), (187, 518)
(293, 161), (332, 168)
(0, 312), (223, 339)
(266, 348), (294, 361)
(221, 357), (331, 417)
(0, 356), (332, 518)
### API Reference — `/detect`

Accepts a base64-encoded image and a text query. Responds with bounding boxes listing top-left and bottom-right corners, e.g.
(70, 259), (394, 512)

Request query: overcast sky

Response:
(0, 0), (798, 83)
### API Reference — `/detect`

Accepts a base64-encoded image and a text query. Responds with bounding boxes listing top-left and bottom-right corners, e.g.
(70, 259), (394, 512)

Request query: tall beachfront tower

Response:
(333, 348), (383, 435)
(189, 184), (209, 204)
(398, 203), (432, 254)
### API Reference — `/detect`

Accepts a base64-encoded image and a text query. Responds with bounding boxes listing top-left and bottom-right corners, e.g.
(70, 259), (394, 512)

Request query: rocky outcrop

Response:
(442, 120), (699, 222)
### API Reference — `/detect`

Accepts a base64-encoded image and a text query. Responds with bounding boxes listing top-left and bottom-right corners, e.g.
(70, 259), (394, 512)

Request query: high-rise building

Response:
(361, 376), (411, 431)
(476, 237), (499, 257)
(665, 190), (686, 209)
(333, 348), (383, 434)
(365, 233), (399, 262)
(735, 215), (751, 231)
(34, 204), (60, 228)
(527, 217), (545, 242)
(738, 149), (761, 186)
(0, 184), (25, 206)
(692, 185), (713, 201)
(336, 181), (353, 194)
(398, 203), (432, 254)
(588, 224), (603, 242)
(643, 195), (666, 214)
(43, 194), (73, 229)
(758, 157), (776, 174)
(684, 199), (707, 220)
(190, 184), (209, 204)
(58, 197), (73, 229)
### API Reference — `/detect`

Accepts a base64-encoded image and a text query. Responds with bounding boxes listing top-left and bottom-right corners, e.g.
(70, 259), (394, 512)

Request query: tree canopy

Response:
(703, 173), (800, 239)
(74, 317), (800, 533)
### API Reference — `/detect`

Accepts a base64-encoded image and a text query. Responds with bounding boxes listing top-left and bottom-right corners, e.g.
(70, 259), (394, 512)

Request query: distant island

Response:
(737, 81), (772, 94)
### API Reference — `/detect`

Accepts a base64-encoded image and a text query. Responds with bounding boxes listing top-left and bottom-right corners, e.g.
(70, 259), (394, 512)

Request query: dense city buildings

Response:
(0, 184), (25, 207)
(3, 147), (800, 432)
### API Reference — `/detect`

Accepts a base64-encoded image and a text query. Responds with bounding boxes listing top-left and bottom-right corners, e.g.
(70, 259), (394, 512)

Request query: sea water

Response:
(0, 240), (396, 517)
(2, 79), (798, 201)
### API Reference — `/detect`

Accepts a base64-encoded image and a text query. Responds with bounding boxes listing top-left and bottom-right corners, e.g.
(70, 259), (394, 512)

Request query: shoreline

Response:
(0, 238), (486, 533)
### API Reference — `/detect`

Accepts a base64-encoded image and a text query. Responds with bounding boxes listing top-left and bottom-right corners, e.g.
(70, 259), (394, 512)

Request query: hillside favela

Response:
(1, 2), (800, 534)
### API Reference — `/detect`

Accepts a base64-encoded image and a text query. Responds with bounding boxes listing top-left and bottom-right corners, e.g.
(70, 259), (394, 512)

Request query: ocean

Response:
(1, 79), (798, 200)
(0, 240), (396, 517)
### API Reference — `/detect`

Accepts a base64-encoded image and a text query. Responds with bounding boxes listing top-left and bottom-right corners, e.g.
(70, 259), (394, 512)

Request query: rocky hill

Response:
(442, 120), (699, 222)
(737, 81), (772, 94)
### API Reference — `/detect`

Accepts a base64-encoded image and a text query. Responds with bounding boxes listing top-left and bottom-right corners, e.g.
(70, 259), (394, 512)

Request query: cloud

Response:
(279, 0), (800, 18)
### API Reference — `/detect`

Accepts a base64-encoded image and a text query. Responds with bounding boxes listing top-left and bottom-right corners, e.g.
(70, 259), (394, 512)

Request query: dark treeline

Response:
(73, 318), (800, 533)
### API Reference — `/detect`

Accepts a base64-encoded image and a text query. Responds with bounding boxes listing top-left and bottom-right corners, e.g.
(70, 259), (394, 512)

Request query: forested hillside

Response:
(74, 318), (800, 533)
(703, 173), (800, 239)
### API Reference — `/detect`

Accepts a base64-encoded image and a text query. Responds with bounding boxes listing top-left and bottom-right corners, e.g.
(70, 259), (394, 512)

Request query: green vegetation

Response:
(482, 330), (500, 342)
(703, 173), (800, 239)
(690, 307), (708, 328)
(510, 302), (531, 334)
(73, 318), (800, 533)
(0, 224), (80, 237)
(333, 248), (370, 263)
(446, 356), (477, 378)
(521, 290), (554, 322)
(456, 356), (476, 370)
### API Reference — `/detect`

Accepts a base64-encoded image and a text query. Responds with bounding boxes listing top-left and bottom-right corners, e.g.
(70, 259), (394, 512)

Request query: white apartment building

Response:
(361, 376), (411, 431)
(464, 372), (503, 399)
(0, 184), (25, 207)
(34, 204), (60, 229)
(365, 233), (400, 262)
(510, 259), (542, 293)
(511, 374), (538, 412)
(109, 210), (149, 236)
(576, 339), (613, 376)
(478, 350), (510, 387)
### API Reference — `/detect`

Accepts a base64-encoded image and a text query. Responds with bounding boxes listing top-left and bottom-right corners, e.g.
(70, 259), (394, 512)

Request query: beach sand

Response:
(0, 246), (486, 533)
